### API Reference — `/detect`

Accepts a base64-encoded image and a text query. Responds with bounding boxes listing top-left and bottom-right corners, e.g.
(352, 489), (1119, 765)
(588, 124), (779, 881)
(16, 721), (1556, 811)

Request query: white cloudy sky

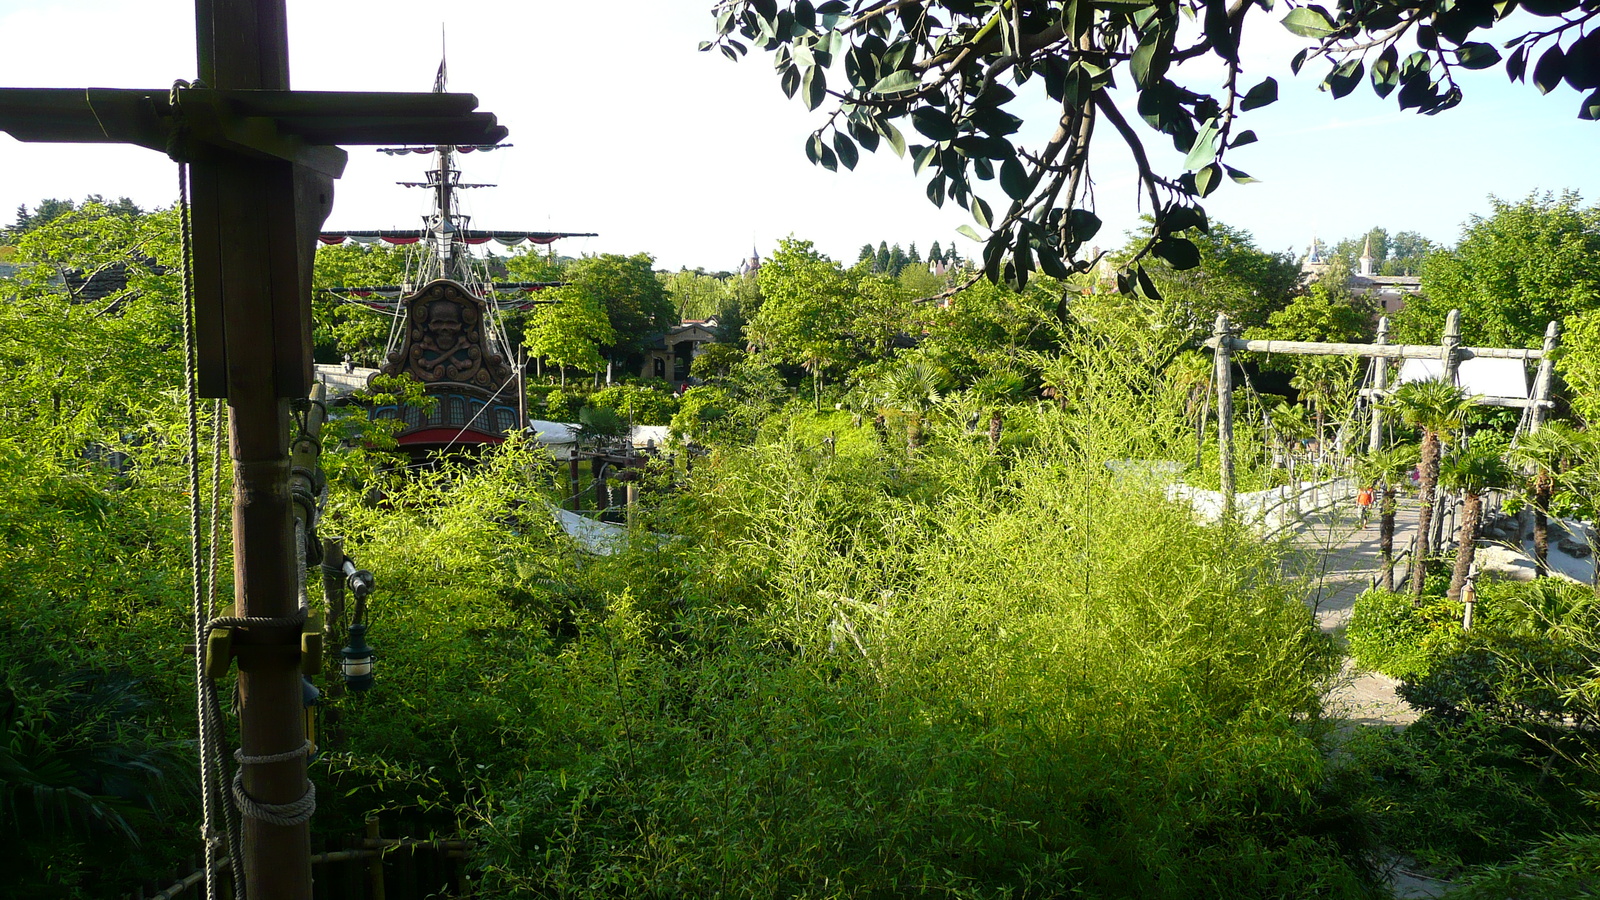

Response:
(0, 0), (1593, 271)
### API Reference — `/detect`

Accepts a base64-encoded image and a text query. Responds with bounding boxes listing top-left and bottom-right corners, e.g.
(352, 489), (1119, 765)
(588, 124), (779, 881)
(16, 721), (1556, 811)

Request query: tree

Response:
(1557, 306), (1600, 426)
(928, 240), (943, 264)
(1438, 443), (1513, 602)
(1382, 231), (1440, 277)
(1383, 379), (1476, 600)
(1393, 192), (1600, 348)
(705, 0), (1598, 292)
(523, 288), (615, 386)
(312, 241), (409, 364)
(887, 243), (908, 276)
(1358, 442), (1420, 592)
(559, 253), (676, 366)
(875, 240), (890, 275)
(1510, 423), (1581, 578)
(1122, 219), (1302, 336)
(748, 237), (855, 406)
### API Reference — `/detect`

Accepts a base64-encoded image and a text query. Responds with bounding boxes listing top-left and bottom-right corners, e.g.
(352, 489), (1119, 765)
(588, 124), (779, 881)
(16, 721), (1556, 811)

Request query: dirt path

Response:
(1287, 501), (1421, 727)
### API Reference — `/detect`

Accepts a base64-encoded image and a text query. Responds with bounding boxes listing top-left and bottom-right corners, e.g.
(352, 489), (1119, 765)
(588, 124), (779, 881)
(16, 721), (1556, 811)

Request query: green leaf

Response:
(1163, 205), (1209, 233)
(780, 65), (801, 99)
(1371, 45), (1400, 97)
(1224, 165), (1258, 184)
(1130, 30), (1170, 89)
(1533, 45), (1565, 95)
(1204, 0), (1238, 64)
(911, 107), (958, 141)
(956, 224), (983, 242)
(870, 69), (921, 93)
(912, 143), (939, 175)
(1154, 237), (1201, 270)
(1456, 42), (1501, 70)
(832, 131), (859, 170)
(1506, 45), (1529, 83)
(1240, 76), (1278, 111)
(1195, 163), (1222, 197)
(972, 197), (994, 230)
(848, 118), (880, 153)
(1230, 129), (1257, 148)
(926, 175), (946, 207)
(881, 120), (906, 158)
(999, 157), (1029, 200)
(1323, 59), (1364, 99)
(1135, 264), (1163, 300)
(1281, 7), (1337, 38)
(1069, 209), (1102, 242)
(1183, 119), (1220, 171)
(805, 133), (824, 164)
(818, 142), (838, 172)
(1580, 88), (1600, 121)
(802, 66), (827, 111)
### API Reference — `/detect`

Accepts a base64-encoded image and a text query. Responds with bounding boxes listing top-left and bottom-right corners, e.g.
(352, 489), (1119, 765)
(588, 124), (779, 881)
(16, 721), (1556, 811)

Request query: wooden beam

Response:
(1207, 337), (1545, 361)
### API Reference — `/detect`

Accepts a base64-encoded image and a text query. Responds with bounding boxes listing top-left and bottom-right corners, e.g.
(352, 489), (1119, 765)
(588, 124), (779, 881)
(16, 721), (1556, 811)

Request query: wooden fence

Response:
(123, 817), (474, 900)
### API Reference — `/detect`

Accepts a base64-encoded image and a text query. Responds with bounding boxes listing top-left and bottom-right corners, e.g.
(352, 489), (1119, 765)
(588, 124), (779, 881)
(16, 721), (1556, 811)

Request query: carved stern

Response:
(370, 279), (520, 451)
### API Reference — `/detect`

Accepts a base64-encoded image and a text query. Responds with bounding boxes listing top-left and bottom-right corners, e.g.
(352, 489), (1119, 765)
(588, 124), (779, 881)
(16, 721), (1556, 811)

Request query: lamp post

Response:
(339, 560), (376, 692)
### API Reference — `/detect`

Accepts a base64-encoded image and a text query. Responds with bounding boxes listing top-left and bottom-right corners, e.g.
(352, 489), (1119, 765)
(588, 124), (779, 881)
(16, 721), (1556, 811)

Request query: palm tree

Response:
(1358, 442), (1419, 591)
(1509, 422), (1579, 578)
(1166, 351), (1213, 467)
(1383, 379), (1475, 600)
(967, 369), (1026, 449)
(1438, 444), (1513, 602)
(883, 357), (947, 452)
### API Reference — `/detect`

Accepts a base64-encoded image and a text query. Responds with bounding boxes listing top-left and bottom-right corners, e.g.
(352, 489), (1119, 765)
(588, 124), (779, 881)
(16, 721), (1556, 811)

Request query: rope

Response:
(173, 116), (225, 900)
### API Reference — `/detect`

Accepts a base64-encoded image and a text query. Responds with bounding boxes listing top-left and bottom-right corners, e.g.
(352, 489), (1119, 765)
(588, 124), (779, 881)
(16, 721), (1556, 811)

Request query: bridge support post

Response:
(1368, 317), (1388, 455)
(1212, 314), (1235, 520)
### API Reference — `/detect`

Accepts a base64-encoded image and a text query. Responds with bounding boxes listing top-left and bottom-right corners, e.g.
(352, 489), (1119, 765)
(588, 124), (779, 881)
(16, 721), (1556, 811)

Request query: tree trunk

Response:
(1533, 474), (1551, 578)
(1448, 491), (1483, 602)
(907, 416), (922, 453)
(989, 410), (1003, 449)
(1413, 430), (1441, 600)
(1380, 486), (1397, 592)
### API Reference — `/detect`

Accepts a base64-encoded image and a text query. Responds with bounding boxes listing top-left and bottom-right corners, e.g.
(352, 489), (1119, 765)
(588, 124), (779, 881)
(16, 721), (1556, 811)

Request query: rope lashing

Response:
(232, 741), (317, 827)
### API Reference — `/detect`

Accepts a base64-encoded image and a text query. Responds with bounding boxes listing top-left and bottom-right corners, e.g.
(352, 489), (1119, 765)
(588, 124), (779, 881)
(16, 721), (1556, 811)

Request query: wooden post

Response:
(1442, 308), (1463, 386)
(366, 817), (386, 900)
(594, 461), (609, 511)
(1529, 320), (1560, 432)
(1368, 317), (1388, 454)
(625, 481), (638, 528)
(568, 456), (582, 512)
(1213, 315), (1235, 518)
(320, 538), (345, 634)
(516, 347), (528, 431)
(203, 8), (316, 894)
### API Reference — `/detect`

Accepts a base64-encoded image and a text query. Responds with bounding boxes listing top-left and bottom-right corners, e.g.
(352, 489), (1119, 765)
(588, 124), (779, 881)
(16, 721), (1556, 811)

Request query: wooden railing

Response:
(124, 817), (473, 900)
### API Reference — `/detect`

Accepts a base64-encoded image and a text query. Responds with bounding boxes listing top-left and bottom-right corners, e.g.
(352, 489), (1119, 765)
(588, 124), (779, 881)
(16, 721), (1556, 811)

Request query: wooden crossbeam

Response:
(1207, 337), (1546, 361)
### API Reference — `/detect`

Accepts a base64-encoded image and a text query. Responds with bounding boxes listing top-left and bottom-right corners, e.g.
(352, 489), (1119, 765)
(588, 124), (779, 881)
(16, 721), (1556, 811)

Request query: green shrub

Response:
(1345, 717), (1595, 872)
(1347, 588), (1462, 679)
(543, 388), (576, 421)
(587, 382), (678, 425)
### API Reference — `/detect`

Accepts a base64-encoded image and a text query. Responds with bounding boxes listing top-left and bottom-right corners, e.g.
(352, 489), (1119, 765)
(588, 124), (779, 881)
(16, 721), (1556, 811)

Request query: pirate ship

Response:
(318, 62), (594, 453)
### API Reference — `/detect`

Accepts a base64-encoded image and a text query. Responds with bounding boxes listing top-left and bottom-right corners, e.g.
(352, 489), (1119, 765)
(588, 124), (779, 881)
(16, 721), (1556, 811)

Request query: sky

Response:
(0, 0), (1594, 272)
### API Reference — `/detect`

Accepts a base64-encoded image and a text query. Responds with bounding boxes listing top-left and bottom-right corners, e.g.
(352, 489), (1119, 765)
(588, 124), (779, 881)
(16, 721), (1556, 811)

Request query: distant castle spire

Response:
(1359, 233), (1374, 277)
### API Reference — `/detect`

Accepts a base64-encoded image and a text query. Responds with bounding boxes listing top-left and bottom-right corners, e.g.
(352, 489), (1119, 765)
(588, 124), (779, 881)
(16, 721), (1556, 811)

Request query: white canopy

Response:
(1395, 357), (1528, 400)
